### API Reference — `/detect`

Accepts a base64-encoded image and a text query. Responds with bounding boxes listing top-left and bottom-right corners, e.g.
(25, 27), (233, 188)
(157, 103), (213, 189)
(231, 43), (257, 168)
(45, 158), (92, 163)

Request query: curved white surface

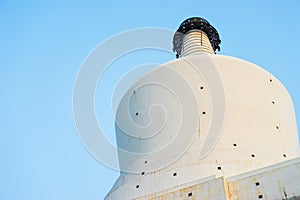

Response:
(105, 54), (300, 200)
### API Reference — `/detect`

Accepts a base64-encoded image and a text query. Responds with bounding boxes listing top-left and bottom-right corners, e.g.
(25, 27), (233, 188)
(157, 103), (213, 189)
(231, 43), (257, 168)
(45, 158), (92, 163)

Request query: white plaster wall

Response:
(105, 54), (300, 200)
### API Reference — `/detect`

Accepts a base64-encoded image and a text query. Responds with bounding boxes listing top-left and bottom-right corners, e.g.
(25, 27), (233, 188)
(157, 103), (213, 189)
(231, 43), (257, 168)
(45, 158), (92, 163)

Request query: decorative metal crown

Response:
(173, 17), (221, 58)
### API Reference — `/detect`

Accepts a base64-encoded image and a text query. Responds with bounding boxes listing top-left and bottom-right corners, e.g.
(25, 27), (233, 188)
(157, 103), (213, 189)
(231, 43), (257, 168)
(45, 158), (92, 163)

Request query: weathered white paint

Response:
(105, 53), (300, 199)
(227, 157), (300, 199)
(133, 157), (300, 200)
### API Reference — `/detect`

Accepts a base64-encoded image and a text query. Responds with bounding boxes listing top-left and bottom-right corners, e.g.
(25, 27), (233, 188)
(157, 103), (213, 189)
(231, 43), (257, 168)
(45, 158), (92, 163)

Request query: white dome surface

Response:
(106, 54), (300, 200)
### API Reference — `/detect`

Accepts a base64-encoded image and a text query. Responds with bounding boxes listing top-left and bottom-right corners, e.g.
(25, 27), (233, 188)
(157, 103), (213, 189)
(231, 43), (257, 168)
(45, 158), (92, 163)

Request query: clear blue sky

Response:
(1, 1), (300, 199)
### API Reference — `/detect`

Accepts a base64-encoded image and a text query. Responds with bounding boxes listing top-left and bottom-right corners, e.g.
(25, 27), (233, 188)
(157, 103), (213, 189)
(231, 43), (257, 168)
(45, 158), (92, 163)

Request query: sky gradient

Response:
(1, 1), (300, 199)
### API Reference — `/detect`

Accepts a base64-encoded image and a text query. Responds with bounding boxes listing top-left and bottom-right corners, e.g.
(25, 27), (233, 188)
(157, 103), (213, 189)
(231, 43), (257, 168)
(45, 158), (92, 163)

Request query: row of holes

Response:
(200, 84), (276, 105)
(135, 97), (276, 118)
(135, 80), (274, 116)
(135, 86), (205, 116)
(136, 172), (178, 189)
(232, 143), (287, 157)
(135, 80), (280, 195)
(134, 87), (206, 117)
(136, 183), (264, 199)
(253, 180), (288, 199)
(137, 181), (265, 199)
(137, 184), (195, 198)
(270, 77), (279, 166)
(137, 81), (280, 191)
(270, 79), (287, 172)
(142, 152), (287, 175)
(216, 154), (287, 171)
(137, 168), (285, 200)
(255, 182), (264, 199)
(137, 184), (266, 199)
(266, 75), (284, 170)
(199, 85), (205, 117)
(272, 83), (285, 165)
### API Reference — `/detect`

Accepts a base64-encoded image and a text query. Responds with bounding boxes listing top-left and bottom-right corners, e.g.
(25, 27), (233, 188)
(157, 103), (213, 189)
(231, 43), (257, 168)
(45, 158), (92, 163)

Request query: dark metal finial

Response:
(173, 17), (221, 57)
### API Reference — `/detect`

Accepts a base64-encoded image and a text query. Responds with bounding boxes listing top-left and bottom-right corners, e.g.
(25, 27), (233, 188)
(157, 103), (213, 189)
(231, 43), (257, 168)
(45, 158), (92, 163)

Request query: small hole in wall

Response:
(269, 79), (273, 82)
(217, 167), (222, 170)
(258, 194), (263, 199)
(173, 172), (177, 177)
(276, 126), (279, 130)
(202, 111), (206, 115)
(272, 101), (275, 104)
(141, 172), (145, 175)
(251, 154), (256, 158)
(283, 188), (288, 198)
(283, 154), (287, 158)
(136, 185), (140, 189)
(233, 144), (237, 147)
(144, 160), (148, 164)
(135, 112), (139, 116)
(255, 182), (260, 186)
(188, 192), (193, 197)
(200, 86), (204, 90)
